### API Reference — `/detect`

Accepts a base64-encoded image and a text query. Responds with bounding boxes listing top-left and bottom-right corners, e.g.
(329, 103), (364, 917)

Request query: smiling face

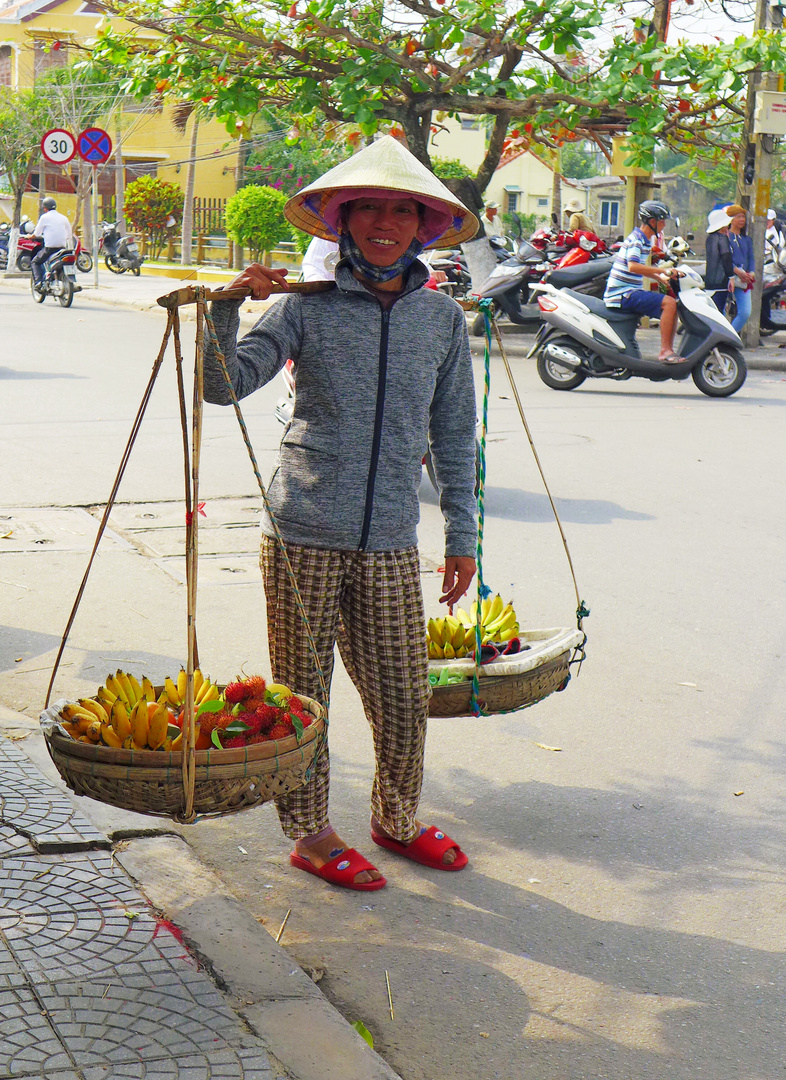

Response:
(345, 197), (422, 266)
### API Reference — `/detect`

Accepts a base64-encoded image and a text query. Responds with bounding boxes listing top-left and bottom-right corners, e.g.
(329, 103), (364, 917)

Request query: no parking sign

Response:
(76, 127), (112, 165)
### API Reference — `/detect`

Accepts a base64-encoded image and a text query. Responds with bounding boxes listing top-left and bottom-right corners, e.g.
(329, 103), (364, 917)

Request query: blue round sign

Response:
(77, 126), (112, 165)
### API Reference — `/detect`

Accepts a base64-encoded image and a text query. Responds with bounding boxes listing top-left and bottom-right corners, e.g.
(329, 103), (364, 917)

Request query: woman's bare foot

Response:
(294, 830), (383, 885)
(370, 817), (458, 865)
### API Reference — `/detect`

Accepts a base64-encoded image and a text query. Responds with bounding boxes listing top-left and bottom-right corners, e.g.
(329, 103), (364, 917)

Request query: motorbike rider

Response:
(603, 200), (684, 364)
(31, 197), (72, 288)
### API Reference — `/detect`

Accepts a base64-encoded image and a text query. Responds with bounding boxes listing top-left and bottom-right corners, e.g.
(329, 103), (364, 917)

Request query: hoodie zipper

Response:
(359, 305), (391, 550)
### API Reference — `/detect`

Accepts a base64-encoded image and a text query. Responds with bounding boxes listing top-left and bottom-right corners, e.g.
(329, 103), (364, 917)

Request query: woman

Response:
(726, 204), (755, 334)
(203, 137), (479, 891)
(704, 208), (736, 314)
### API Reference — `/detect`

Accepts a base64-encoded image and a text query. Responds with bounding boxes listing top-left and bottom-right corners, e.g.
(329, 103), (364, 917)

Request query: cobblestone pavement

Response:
(0, 739), (280, 1080)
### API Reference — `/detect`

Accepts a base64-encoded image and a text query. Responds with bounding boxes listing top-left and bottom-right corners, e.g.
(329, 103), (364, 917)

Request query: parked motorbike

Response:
(100, 222), (144, 275)
(30, 247), (78, 308)
(530, 259), (746, 398)
(471, 230), (613, 336)
(0, 222), (8, 269)
(758, 272), (786, 334)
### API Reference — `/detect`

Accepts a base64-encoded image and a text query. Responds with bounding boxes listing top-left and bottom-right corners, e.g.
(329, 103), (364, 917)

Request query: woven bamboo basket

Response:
(45, 694), (324, 820)
(429, 652), (571, 717)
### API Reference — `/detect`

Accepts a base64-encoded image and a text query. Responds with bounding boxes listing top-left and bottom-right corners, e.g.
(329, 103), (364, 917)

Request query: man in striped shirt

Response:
(603, 200), (684, 364)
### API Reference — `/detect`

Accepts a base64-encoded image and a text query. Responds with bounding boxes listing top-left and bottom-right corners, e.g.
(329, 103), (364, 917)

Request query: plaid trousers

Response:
(260, 537), (431, 843)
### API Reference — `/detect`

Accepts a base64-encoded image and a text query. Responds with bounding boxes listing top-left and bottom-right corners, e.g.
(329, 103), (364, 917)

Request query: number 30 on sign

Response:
(41, 129), (76, 165)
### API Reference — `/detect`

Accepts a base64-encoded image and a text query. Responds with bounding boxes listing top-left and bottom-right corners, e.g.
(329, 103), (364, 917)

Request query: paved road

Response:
(2, 287), (786, 1080)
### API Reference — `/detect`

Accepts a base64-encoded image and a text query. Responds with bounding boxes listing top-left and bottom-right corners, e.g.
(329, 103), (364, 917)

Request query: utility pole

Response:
(736, 0), (782, 347)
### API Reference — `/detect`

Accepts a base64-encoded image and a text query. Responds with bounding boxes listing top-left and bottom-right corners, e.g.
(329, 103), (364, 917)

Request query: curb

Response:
(0, 708), (403, 1080)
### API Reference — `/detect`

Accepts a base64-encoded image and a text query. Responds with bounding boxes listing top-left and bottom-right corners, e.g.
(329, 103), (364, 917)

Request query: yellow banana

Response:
(170, 729), (184, 751)
(195, 676), (212, 704)
(122, 736), (134, 750)
(141, 676), (156, 703)
(192, 668), (204, 700)
(110, 699), (132, 741)
(164, 676), (181, 707)
(177, 667), (187, 703)
(116, 670), (136, 707)
(481, 596), (493, 623)
(77, 698), (109, 725)
(101, 724), (123, 749)
(455, 607), (473, 628)
(61, 721), (82, 740)
(106, 672), (129, 707)
(130, 697), (149, 748)
(147, 701), (170, 750)
(497, 623), (520, 643)
(443, 642), (456, 659)
(427, 617), (441, 644)
(486, 594), (504, 625)
(434, 618), (447, 647)
(451, 621), (466, 650)
(85, 719), (102, 743)
(485, 606), (517, 638)
(61, 703), (98, 726)
(126, 672), (143, 705)
(96, 683), (117, 703)
(198, 683), (220, 705)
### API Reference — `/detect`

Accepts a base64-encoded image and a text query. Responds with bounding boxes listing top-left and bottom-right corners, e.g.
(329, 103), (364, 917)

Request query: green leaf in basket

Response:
(352, 1021), (374, 1048)
(211, 729), (224, 749)
(197, 698), (225, 715)
(225, 718), (252, 736)
(290, 715), (304, 741)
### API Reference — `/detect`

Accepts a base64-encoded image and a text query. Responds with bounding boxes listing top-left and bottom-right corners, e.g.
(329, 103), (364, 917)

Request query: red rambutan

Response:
(222, 735), (247, 749)
(198, 710), (235, 736)
(267, 720), (293, 741)
(224, 681), (250, 704)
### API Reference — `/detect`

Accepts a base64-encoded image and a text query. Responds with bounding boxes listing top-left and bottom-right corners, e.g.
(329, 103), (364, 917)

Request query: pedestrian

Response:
(203, 136), (479, 891)
(563, 198), (593, 233)
(705, 207), (750, 316)
(31, 197), (72, 288)
(482, 200), (504, 237)
(725, 204), (755, 334)
(603, 200), (685, 364)
(765, 208), (785, 261)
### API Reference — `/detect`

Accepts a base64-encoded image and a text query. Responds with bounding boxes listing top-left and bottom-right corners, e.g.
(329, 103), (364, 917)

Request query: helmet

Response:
(638, 200), (670, 224)
(41, 197), (57, 211)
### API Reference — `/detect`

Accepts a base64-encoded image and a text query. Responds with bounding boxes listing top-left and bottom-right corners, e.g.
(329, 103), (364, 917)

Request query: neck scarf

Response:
(338, 232), (424, 283)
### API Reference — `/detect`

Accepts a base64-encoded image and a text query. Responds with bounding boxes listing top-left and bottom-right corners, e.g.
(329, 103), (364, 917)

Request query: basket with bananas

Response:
(426, 595), (582, 717)
(41, 670), (325, 819)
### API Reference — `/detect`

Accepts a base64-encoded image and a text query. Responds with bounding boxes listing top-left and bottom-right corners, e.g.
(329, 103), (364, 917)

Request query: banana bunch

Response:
(427, 594), (519, 660)
(58, 667), (219, 751)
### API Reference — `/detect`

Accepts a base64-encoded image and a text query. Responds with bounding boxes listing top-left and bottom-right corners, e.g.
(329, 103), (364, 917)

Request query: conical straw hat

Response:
(284, 136), (479, 249)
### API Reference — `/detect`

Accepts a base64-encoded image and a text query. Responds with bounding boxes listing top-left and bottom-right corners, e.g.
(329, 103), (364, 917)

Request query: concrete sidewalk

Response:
(0, 705), (402, 1080)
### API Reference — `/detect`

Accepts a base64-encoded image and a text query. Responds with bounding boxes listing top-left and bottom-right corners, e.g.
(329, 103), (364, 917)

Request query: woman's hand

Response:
(224, 263), (289, 300)
(440, 557), (476, 607)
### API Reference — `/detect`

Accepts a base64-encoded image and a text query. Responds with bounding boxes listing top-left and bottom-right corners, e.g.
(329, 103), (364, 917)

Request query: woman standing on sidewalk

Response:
(203, 137), (479, 891)
(726, 205), (755, 334)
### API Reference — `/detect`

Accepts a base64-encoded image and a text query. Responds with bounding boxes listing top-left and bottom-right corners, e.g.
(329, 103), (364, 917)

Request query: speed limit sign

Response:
(41, 129), (76, 165)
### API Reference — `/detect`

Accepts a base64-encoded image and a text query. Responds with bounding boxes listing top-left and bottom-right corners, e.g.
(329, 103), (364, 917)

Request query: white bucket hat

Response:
(284, 136), (478, 249)
(707, 208), (730, 234)
(564, 198), (585, 213)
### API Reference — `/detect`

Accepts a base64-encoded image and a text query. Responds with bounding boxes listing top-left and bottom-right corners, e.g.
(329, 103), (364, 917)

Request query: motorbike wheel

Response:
(536, 342), (587, 390)
(76, 250), (93, 273)
(17, 253), (32, 273)
(30, 276), (45, 304)
(691, 347), (746, 397)
(132, 265), (141, 277)
(105, 255), (126, 274)
(56, 271), (74, 308)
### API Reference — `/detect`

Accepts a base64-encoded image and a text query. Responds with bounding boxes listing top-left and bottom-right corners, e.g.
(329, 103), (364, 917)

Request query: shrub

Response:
(124, 175), (183, 259)
(225, 185), (289, 263)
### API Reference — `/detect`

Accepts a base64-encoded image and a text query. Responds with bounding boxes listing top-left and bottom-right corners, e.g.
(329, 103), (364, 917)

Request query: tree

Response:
(124, 175), (183, 258)
(225, 184), (289, 263)
(88, 0), (786, 195)
(0, 87), (52, 271)
(245, 113), (346, 195)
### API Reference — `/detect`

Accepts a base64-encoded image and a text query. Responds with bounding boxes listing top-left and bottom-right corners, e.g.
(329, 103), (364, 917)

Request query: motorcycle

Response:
(100, 222), (144, 275)
(0, 222), (8, 269)
(530, 258), (746, 398)
(471, 230), (613, 336)
(30, 247), (78, 308)
(15, 232), (89, 275)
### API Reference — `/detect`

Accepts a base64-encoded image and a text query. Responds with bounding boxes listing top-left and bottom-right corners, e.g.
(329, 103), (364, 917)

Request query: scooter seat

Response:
(565, 290), (639, 324)
(548, 258), (614, 288)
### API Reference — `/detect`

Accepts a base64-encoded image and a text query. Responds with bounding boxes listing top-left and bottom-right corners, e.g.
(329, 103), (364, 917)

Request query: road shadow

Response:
(0, 627), (62, 674)
(0, 367), (85, 381)
(419, 478), (653, 525)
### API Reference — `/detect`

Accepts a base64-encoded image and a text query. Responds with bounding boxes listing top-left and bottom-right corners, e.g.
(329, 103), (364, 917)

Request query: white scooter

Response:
(529, 262), (747, 398)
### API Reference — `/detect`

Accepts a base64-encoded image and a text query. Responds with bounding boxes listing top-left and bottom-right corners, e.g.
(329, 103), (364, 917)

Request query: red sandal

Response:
(290, 848), (387, 891)
(371, 826), (468, 871)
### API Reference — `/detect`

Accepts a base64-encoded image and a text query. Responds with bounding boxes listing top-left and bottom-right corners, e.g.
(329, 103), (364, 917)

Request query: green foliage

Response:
(673, 157), (737, 201)
(124, 175), (183, 258)
(86, 0), (786, 187)
(246, 123), (346, 196)
(225, 184), (289, 262)
(432, 157), (470, 180)
(502, 211), (538, 237)
(0, 87), (53, 223)
(560, 142), (602, 181)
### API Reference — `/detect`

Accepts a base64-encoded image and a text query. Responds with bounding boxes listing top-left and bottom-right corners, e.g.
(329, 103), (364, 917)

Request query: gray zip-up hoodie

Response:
(203, 261), (477, 556)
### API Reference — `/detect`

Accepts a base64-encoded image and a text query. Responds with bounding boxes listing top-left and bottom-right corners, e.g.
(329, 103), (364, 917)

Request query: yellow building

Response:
(0, 0), (241, 226)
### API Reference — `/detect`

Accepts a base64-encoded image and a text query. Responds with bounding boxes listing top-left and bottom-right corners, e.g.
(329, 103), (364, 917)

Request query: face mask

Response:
(337, 232), (424, 284)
